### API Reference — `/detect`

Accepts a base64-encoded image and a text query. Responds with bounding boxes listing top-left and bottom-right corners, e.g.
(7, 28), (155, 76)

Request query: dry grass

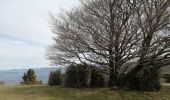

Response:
(0, 85), (170, 100)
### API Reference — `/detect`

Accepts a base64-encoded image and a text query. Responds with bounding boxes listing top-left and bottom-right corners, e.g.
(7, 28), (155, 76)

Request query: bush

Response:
(126, 66), (161, 91)
(21, 69), (41, 85)
(63, 64), (106, 88)
(90, 69), (105, 88)
(64, 64), (88, 88)
(48, 69), (62, 86)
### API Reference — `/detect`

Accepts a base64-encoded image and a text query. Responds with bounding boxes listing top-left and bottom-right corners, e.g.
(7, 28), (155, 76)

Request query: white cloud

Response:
(0, 40), (46, 69)
(0, 0), (79, 69)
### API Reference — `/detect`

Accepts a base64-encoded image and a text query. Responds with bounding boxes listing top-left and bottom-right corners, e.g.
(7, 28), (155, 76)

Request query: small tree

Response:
(21, 69), (39, 85)
(48, 69), (62, 86)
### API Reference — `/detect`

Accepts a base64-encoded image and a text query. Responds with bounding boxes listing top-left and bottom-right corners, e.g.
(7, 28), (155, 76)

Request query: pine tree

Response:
(21, 69), (38, 85)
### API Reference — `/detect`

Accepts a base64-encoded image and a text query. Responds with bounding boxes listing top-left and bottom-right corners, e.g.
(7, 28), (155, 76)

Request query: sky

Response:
(0, 0), (79, 70)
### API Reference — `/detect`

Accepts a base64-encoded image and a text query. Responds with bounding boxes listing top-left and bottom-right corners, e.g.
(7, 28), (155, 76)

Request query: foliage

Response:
(90, 69), (105, 88)
(122, 66), (161, 91)
(48, 69), (62, 86)
(21, 69), (41, 85)
(64, 64), (88, 88)
(63, 64), (106, 88)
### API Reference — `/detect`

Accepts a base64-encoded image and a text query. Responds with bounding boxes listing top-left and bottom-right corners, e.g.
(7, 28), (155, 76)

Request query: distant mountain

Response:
(0, 67), (59, 85)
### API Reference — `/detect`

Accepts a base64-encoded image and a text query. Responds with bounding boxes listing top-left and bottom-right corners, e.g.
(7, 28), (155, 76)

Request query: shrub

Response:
(126, 67), (161, 91)
(90, 69), (105, 88)
(48, 69), (62, 86)
(64, 64), (106, 88)
(64, 64), (88, 88)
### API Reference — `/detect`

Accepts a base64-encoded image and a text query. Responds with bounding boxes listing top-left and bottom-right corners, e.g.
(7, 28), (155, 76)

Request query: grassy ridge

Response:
(0, 85), (170, 100)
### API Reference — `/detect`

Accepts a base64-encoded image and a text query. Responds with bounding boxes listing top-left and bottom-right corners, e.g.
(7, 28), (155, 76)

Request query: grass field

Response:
(0, 85), (170, 100)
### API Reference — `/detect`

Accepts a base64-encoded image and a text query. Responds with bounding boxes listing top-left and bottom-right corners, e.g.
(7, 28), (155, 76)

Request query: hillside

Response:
(0, 67), (58, 84)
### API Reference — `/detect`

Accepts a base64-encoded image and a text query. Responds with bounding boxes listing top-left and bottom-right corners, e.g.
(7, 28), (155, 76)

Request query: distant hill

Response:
(0, 67), (59, 85)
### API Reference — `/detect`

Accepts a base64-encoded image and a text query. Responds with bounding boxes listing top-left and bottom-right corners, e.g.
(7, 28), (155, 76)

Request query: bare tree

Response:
(47, 0), (170, 89)
(47, 0), (141, 87)
(124, 0), (170, 90)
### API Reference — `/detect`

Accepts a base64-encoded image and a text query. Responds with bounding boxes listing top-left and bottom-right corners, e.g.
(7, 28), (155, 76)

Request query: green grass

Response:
(0, 85), (170, 100)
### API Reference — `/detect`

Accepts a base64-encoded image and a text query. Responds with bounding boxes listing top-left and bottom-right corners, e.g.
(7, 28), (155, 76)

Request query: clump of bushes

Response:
(48, 64), (105, 88)
(48, 69), (62, 86)
(89, 69), (105, 88)
(134, 67), (161, 91)
(123, 66), (161, 91)
(21, 69), (42, 85)
(64, 64), (88, 88)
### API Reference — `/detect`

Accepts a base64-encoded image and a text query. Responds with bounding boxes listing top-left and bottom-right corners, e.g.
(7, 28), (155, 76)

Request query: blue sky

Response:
(0, 0), (79, 70)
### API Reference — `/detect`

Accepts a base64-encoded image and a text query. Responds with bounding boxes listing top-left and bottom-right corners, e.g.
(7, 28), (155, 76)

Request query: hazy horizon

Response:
(0, 0), (79, 70)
